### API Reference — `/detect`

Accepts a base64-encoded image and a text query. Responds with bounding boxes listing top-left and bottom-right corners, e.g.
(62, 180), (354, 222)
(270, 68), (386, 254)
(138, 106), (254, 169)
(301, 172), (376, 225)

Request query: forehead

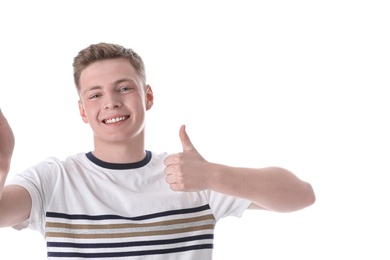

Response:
(79, 58), (141, 90)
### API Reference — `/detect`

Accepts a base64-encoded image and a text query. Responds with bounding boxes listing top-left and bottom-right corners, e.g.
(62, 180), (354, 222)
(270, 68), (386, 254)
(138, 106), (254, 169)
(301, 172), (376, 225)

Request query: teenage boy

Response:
(0, 42), (315, 259)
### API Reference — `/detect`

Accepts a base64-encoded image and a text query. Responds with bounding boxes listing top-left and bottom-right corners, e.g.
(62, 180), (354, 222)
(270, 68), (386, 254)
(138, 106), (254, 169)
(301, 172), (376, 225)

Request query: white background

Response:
(1, 1), (389, 259)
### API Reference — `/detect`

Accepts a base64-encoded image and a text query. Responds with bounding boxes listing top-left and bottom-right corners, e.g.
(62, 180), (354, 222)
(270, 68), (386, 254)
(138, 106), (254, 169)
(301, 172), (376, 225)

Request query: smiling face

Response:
(78, 58), (153, 149)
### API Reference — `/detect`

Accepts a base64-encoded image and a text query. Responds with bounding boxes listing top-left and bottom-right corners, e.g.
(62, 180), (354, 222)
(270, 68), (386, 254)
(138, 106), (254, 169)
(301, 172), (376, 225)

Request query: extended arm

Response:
(164, 125), (315, 213)
(0, 109), (31, 228)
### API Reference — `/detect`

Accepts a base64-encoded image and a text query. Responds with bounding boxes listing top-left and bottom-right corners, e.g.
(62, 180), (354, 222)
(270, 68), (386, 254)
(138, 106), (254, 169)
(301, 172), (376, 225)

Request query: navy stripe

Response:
(46, 204), (211, 221)
(47, 234), (214, 249)
(48, 244), (214, 258)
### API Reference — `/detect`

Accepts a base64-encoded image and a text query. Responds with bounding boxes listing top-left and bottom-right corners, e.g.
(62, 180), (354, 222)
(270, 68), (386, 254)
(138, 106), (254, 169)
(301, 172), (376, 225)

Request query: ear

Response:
(145, 85), (154, 110)
(78, 100), (89, 124)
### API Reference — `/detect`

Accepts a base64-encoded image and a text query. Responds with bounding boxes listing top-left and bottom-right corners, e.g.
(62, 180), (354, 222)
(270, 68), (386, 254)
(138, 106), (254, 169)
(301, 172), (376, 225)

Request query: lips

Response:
(102, 116), (130, 124)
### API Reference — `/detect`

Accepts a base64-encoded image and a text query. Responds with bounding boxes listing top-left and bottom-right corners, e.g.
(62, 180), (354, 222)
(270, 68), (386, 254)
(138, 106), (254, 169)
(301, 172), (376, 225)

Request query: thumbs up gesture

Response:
(164, 125), (212, 192)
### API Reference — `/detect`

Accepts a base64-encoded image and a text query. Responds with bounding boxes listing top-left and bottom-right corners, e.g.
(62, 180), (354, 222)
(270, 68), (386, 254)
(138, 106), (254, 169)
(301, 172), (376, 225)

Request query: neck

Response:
(92, 137), (146, 164)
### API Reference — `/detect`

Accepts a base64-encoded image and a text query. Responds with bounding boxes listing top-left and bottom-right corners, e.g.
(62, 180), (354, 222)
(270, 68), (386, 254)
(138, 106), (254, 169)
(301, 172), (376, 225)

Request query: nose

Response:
(104, 93), (122, 110)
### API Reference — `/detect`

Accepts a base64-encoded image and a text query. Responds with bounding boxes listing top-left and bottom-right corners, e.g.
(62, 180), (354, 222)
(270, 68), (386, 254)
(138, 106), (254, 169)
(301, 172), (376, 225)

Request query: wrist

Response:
(0, 172), (7, 190)
(205, 163), (225, 191)
(0, 161), (11, 177)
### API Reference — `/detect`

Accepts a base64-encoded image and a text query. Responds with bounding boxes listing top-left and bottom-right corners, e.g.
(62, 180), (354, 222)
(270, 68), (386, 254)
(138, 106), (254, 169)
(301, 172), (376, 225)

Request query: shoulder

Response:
(39, 153), (85, 168)
(22, 153), (89, 175)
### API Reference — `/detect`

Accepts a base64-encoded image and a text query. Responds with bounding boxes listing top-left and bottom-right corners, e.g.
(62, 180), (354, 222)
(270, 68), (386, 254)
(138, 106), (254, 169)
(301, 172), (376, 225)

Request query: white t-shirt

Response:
(10, 151), (251, 259)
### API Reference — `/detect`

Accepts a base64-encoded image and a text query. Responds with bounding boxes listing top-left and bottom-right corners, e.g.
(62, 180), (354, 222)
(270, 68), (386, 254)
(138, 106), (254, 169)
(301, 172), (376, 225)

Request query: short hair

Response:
(73, 42), (146, 93)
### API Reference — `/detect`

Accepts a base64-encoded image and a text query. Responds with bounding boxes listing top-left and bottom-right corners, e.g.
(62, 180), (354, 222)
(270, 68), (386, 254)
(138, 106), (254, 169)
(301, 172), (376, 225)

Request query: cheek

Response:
(80, 108), (89, 123)
(79, 102), (94, 124)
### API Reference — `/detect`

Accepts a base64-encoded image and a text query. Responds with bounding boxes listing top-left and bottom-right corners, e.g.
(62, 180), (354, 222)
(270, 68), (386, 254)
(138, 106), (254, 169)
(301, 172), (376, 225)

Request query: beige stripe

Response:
(46, 224), (215, 239)
(46, 214), (215, 230)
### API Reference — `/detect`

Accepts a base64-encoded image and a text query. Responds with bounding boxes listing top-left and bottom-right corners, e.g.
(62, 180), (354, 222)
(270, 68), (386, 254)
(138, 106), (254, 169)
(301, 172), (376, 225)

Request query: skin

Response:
(0, 110), (30, 228)
(0, 58), (315, 229)
(164, 125), (315, 211)
(78, 58), (153, 163)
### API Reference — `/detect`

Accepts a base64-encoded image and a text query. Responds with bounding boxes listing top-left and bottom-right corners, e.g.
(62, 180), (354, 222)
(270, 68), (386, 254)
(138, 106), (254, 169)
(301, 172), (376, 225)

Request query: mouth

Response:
(102, 115), (130, 124)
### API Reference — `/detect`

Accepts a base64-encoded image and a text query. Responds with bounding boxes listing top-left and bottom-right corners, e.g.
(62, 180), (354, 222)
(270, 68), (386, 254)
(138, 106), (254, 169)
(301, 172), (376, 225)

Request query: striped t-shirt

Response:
(11, 151), (251, 259)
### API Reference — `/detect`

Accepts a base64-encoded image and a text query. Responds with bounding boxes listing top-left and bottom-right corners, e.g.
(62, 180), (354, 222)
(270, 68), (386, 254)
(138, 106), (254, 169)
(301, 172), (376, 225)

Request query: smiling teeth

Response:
(105, 117), (127, 124)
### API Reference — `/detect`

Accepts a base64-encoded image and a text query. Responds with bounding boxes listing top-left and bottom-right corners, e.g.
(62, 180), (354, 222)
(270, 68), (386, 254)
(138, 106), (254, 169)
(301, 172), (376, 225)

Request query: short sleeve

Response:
(206, 190), (252, 221)
(8, 158), (59, 235)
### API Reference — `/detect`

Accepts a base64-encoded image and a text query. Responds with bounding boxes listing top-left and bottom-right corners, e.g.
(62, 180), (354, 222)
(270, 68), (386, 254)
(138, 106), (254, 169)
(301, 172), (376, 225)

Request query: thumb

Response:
(179, 125), (196, 152)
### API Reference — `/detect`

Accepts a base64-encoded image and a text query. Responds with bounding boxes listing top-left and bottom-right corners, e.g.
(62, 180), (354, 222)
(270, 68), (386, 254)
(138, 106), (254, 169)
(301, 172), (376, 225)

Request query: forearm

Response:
(0, 161), (11, 201)
(208, 164), (315, 212)
(0, 184), (32, 228)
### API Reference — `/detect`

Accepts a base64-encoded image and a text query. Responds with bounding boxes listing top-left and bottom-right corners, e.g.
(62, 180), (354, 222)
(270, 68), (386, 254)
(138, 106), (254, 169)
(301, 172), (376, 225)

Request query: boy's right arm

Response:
(0, 109), (32, 228)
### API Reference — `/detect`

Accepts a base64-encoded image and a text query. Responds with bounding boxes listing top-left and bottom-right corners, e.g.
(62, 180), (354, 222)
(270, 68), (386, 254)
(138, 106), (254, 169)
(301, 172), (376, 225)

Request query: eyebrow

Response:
(82, 78), (137, 96)
(113, 78), (136, 86)
(83, 85), (102, 96)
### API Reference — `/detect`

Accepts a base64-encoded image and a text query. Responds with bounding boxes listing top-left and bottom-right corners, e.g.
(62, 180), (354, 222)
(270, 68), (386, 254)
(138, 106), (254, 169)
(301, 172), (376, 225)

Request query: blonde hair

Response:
(73, 42), (146, 92)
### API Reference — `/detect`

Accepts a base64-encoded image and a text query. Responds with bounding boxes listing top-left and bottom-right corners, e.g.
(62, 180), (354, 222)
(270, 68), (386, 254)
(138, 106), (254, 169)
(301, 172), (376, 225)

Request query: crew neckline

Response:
(85, 150), (152, 170)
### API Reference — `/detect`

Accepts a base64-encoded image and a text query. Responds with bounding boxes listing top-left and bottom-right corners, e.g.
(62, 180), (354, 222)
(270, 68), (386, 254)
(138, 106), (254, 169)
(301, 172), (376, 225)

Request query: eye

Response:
(88, 93), (102, 99)
(118, 86), (134, 92)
